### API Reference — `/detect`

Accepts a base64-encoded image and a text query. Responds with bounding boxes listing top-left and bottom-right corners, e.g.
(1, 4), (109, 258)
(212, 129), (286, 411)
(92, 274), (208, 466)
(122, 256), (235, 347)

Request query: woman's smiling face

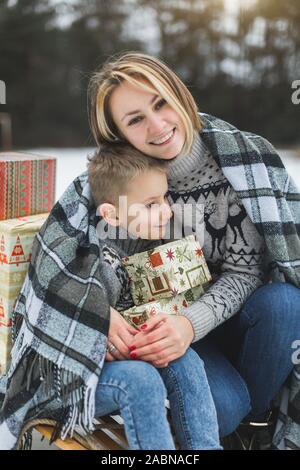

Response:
(109, 80), (186, 160)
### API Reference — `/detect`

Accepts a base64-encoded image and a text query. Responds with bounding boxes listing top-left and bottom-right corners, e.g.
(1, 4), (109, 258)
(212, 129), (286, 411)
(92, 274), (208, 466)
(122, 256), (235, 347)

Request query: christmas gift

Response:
(0, 152), (56, 220)
(122, 234), (211, 306)
(0, 326), (12, 376)
(121, 235), (212, 328)
(0, 213), (49, 374)
(122, 285), (205, 329)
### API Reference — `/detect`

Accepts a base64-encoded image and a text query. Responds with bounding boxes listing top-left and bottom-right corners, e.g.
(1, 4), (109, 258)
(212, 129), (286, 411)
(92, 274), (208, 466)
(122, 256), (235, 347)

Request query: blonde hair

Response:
(88, 51), (202, 156)
(88, 141), (168, 208)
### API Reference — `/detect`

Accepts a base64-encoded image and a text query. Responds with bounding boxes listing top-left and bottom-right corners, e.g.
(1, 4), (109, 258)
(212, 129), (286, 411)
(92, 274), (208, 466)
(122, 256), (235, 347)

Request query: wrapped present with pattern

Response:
(0, 151), (56, 220)
(0, 326), (12, 376)
(122, 234), (211, 306)
(122, 285), (205, 329)
(121, 235), (211, 328)
(0, 213), (49, 375)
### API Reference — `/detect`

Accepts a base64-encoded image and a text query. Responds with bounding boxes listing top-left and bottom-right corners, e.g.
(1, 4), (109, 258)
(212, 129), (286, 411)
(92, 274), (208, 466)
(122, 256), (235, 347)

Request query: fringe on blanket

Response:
(7, 319), (97, 444)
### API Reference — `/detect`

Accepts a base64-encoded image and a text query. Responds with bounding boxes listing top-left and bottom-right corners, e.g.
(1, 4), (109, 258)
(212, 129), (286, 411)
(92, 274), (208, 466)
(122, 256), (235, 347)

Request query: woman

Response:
(88, 51), (300, 449)
(0, 51), (299, 450)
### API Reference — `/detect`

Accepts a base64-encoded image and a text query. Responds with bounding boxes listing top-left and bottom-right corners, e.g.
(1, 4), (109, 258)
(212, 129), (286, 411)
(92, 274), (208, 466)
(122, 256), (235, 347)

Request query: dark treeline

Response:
(0, 0), (299, 148)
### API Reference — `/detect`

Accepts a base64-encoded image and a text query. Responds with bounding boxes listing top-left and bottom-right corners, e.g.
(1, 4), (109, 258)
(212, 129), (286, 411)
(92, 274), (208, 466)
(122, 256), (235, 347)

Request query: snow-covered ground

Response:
(28, 147), (300, 201)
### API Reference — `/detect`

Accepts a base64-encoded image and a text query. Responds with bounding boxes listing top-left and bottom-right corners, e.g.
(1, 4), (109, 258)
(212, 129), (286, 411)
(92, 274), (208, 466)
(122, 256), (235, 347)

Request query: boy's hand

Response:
(128, 314), (195, 367)
(105, 306), (139, 361)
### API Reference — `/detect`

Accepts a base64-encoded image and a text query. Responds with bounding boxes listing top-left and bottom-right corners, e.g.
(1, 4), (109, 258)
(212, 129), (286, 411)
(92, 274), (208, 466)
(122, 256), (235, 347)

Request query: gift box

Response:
(0, 326), (12, 376)
(0, 152), (56, 220)
(122, 285), (205, 329)
(122, 235), (211, 306)
(0, 213), (49, 374)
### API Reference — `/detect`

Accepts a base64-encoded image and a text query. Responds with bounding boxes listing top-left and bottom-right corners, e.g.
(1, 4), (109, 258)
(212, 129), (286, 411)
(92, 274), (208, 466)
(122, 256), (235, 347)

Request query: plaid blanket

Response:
(0, 113), (299, 450)
(0, 176), (110, 449)
(200, 113), (300, 449)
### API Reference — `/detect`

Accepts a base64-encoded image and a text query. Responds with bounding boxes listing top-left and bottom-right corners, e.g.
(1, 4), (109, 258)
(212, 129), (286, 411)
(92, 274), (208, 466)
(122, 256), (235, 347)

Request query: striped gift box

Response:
(0, 152), (56, 220)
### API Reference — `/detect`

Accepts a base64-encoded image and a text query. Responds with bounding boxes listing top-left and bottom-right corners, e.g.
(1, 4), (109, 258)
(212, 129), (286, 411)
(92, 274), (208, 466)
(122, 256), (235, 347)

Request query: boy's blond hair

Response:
(88, 142), (168, 208)
(88, 51), (202, 156)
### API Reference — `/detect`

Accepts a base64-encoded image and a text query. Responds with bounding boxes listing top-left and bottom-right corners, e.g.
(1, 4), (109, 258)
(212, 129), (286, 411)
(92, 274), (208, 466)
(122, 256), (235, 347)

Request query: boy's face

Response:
(113, 170), (173, 240)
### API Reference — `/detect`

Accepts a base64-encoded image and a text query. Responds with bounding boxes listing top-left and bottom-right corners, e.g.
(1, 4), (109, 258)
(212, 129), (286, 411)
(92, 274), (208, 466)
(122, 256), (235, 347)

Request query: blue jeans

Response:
(191, 282), (300, 437)
(94, 347), (221, 450)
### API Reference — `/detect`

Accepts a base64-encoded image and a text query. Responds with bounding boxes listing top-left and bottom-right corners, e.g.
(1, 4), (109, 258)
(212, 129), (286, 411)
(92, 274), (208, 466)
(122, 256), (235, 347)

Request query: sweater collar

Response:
(166, 130), (209, 183)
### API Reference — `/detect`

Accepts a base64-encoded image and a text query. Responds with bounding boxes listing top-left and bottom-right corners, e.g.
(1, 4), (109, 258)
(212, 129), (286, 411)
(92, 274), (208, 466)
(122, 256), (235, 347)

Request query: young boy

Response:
(87, 142), (222, 450)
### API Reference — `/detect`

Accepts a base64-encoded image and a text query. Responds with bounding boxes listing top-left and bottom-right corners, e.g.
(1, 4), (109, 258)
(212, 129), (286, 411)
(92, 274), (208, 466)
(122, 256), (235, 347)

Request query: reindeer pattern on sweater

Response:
(166, 133), (266, 340)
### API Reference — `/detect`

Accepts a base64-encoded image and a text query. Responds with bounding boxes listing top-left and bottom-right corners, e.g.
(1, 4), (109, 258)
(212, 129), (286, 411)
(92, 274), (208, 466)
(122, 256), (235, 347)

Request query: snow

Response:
(277, 150), (300, 190)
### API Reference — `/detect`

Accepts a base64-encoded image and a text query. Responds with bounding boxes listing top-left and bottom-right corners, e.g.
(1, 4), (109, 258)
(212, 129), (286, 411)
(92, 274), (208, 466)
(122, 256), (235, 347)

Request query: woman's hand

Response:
(129, 314), (195, 367)
(106, 306), (139, 362)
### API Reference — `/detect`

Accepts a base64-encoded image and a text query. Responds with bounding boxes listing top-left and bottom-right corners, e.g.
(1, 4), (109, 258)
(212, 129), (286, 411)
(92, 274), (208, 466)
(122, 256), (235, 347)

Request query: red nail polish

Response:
(130, 352), (137, 359)
(129, 345), (136, 351)
(141, 324), (148, 330)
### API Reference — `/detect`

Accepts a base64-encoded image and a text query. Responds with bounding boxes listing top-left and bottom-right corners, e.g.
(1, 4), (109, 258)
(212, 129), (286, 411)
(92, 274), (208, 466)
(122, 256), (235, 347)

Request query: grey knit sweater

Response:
(165, 131), (265, 341)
